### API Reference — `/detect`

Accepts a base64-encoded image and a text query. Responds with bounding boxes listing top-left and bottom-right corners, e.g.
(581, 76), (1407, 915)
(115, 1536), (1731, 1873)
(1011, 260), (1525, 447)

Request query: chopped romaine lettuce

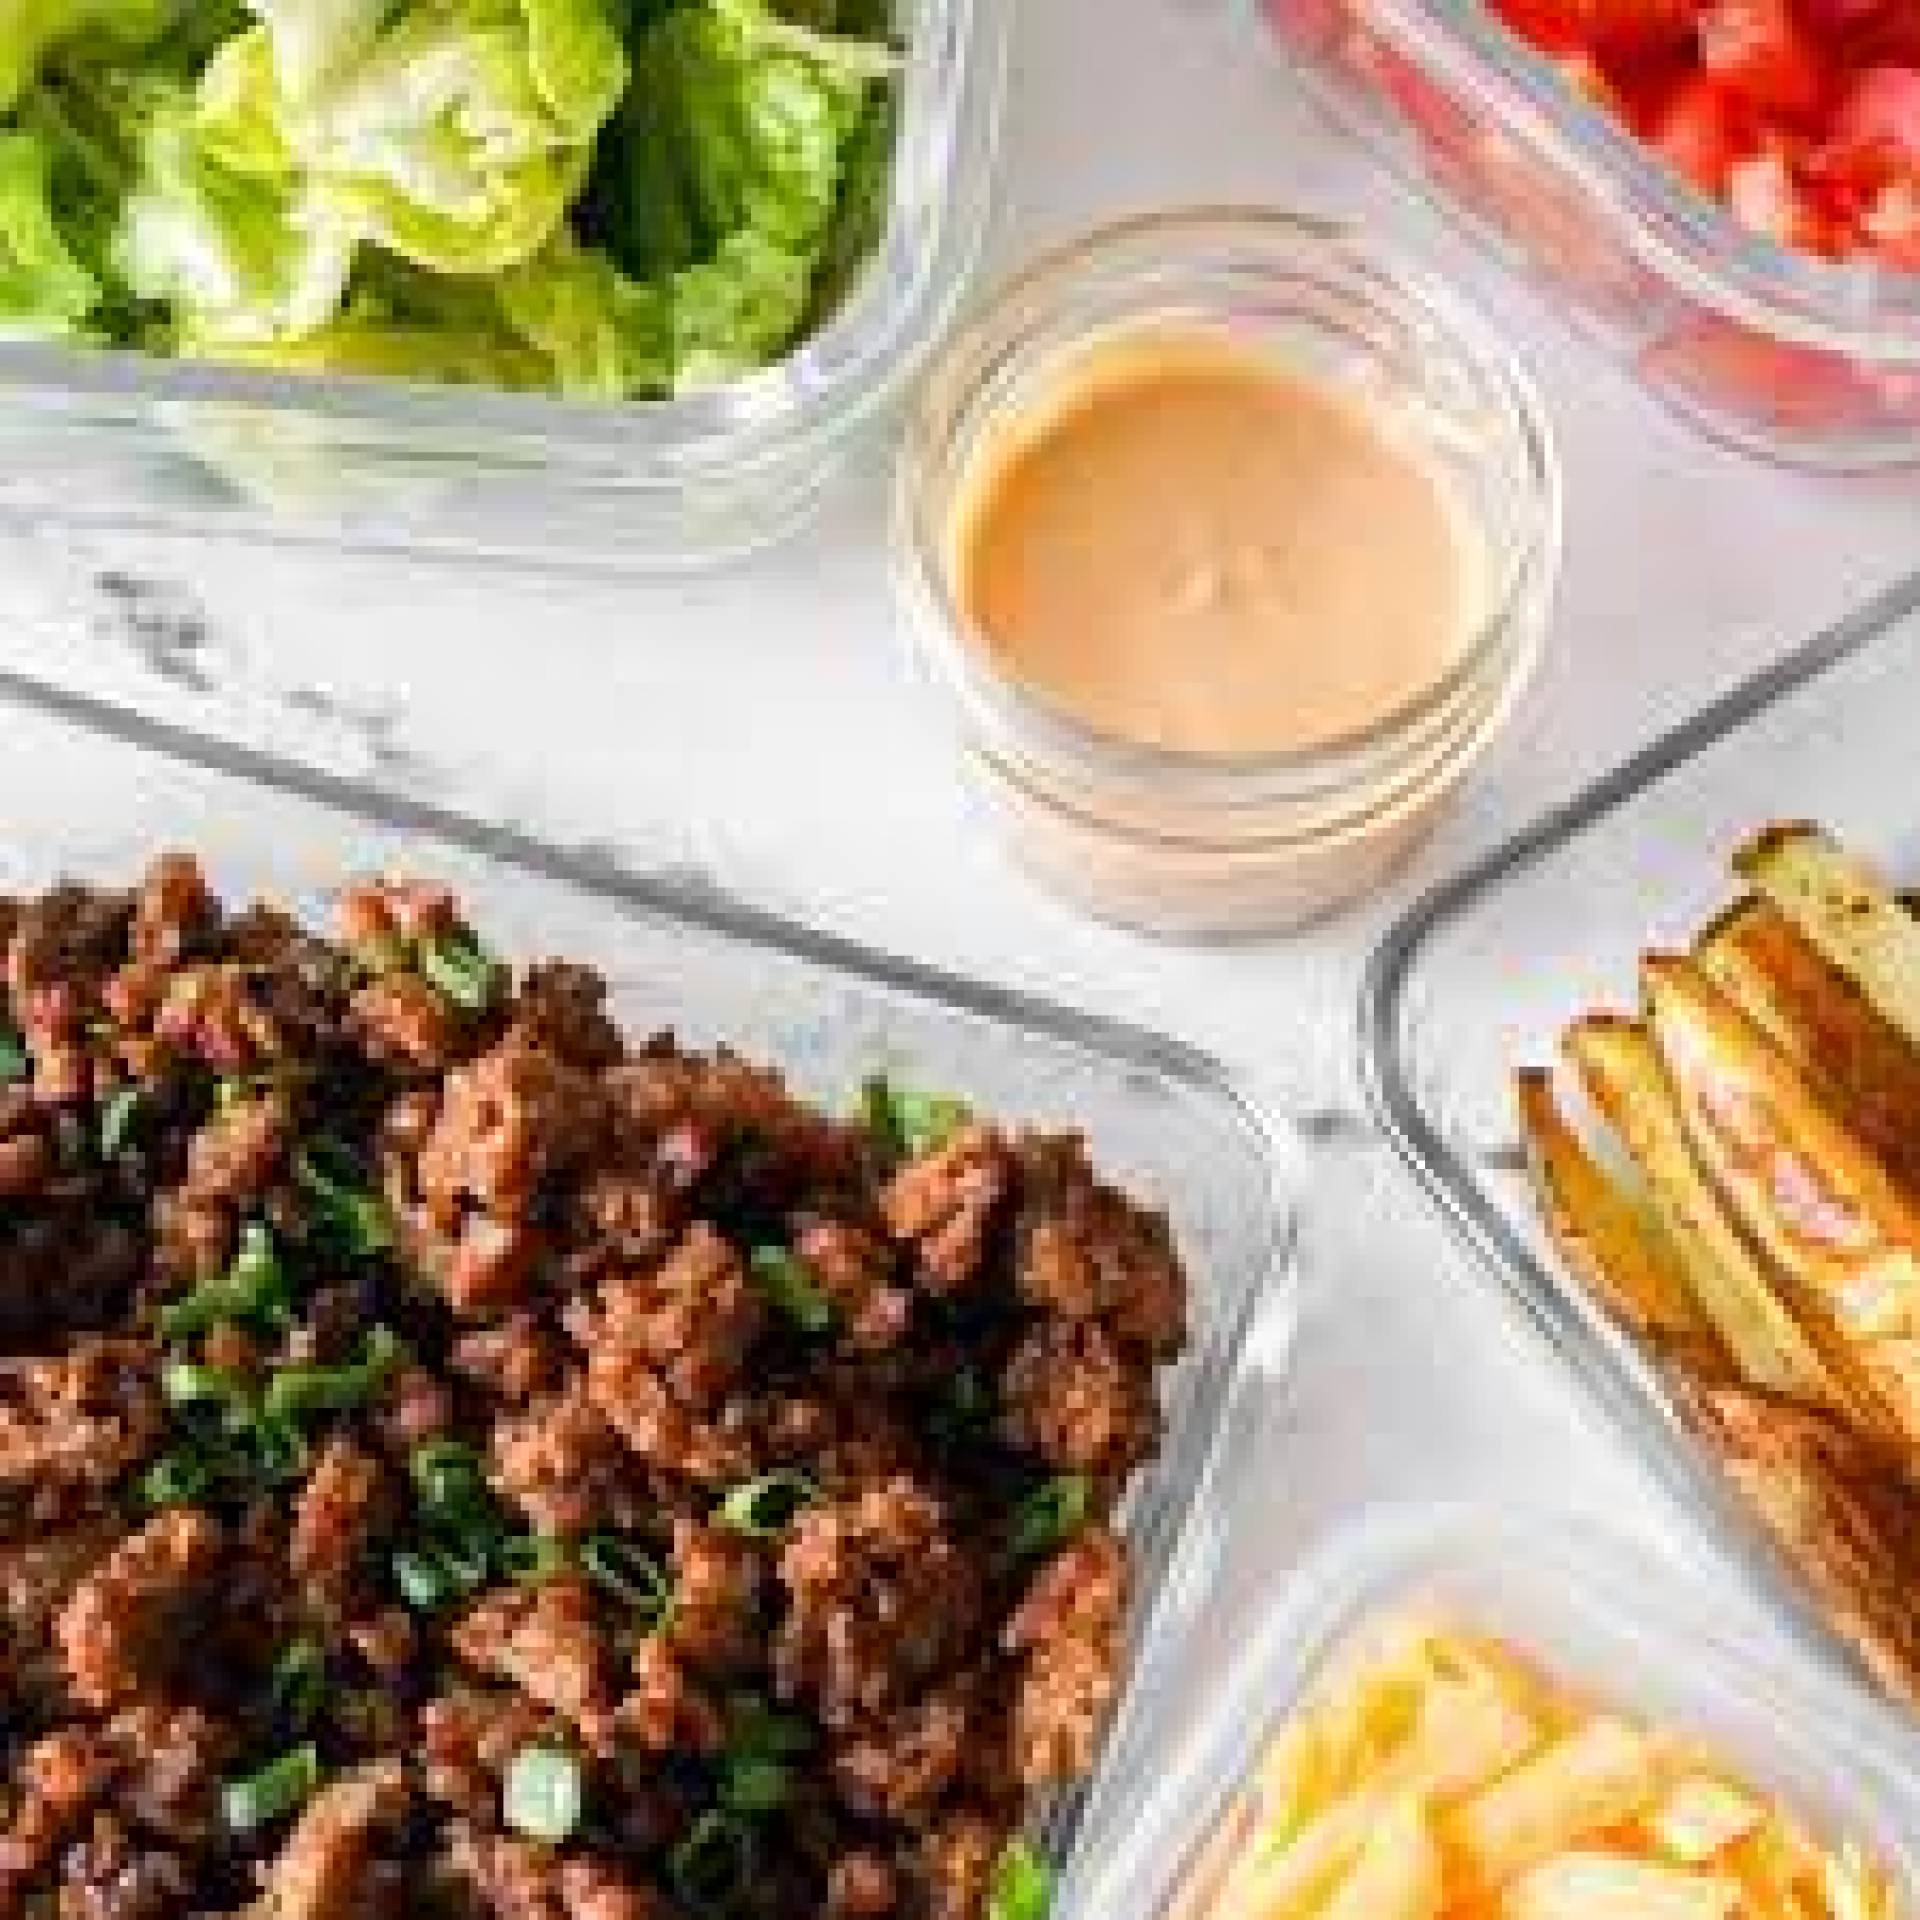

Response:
(0, 126), (101, 335)
(0, 0), (174, 115)
(118, 87), (355, 342)
(0, 0), (901, 397)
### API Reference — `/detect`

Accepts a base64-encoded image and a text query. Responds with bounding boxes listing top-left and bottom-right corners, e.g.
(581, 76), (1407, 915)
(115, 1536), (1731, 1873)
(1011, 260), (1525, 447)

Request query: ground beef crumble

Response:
(0, 854), (1189, 1918)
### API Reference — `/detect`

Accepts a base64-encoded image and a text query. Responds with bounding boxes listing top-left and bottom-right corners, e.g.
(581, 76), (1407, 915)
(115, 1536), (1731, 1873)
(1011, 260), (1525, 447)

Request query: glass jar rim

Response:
(893, 206), (1563, 815)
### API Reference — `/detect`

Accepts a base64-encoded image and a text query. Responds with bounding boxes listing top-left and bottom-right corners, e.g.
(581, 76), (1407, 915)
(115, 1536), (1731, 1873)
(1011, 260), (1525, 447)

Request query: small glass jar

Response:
(892, 208), (1562, 937)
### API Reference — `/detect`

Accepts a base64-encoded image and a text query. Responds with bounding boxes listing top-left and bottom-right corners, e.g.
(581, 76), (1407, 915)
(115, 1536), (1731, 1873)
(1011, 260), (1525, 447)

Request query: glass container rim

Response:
(894, 205), (1562, 815)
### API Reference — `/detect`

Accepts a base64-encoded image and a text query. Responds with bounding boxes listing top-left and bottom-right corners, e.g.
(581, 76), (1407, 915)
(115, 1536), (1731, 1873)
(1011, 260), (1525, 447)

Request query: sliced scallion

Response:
(988, 1839), (1054, 1920)
(97, 1085), (144, 1158)
(222, 1743), (322, 1834)
(294, 1141), (394, 1256)
(503, 1745), (583, 1844)
(748, 1245), (835, 1337)
(262, 1326), (404, 1424)
(0, 1026), (28, 1085)
(715, 1471), (819, 1540)
(1005, 1474), (1091, 1566)
(419, 930), (503, 1013)
(580, 1535), (672, 1631)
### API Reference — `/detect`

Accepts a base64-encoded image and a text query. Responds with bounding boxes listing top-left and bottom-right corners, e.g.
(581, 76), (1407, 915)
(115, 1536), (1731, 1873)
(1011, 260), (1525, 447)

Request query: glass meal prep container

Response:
(1361, 565), (1920, 1717)
(1057, 1505), (1920, 1920)
(1242, 0), (1920, 469)
(0, 0), (1006, 574)
(0, 656), (1299, 1885)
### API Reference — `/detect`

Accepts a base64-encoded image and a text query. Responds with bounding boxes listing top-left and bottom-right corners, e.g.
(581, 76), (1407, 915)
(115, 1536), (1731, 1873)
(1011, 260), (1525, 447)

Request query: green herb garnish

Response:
(294, 1141), (394, 1256)
(419, 929), (503, 1012)
(498, 1534), (574, 1584)
(222, 1744), (322, 1834)
(268, 1637), (327, 1734)
(1005, 1474), (1091, 1566)
(261, 1325), (404, 1424)
(580, 1534), (673, 1631)
(988, 1839), (1054, 1920)
(159, 1222), (292, 1339)
(96, 1085), (144, 1158)
(669, 1809), (756, 1909)
(748, 1244), (835, 1337)
(0, 1026), (28, 1085)
(140, 1446), (216, 1509)
(859, 1075), (971, 1161)
(391, 1541), (492, 1613)
(715, 1471), (819, 1540)
(504, 1746), (584, 1844)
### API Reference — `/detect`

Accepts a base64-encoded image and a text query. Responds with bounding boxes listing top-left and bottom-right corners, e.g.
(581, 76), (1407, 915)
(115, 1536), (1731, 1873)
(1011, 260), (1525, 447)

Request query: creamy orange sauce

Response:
(952, 332), (1482, 757)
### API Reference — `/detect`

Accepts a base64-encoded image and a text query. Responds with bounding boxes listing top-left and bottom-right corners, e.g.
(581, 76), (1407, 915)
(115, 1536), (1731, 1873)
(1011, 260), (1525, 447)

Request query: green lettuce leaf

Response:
(496, 232), (668, 395)
(246, 0), (389, 98)
(669, 222), (805, 384)
(0, 0), (175, 115)
(0, 126), (102, 336)
(118, 86), (355, 342)
(281, 0), (625, 274)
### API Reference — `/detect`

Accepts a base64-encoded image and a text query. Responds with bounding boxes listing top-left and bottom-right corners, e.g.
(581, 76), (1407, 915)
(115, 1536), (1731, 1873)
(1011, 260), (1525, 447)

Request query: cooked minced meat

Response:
(0, 855), (1188, 1918)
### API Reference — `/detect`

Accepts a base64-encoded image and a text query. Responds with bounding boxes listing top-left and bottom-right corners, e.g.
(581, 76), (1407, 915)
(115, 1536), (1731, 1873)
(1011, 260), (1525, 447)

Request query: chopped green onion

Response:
(0, 1026), (28, 1085)
(391, 1542), (490, 1613)
(721, 1755), (791, 1814)
(161, 1360), (254, 1416)
(419, 930), (503, 1013)
(859, 1075), (971, 1161)
(748, 1245), (835, 1337)
(97, 1086), (144, 1158)
(350, 931), (409, 979)
(222, 1744), (322, 1834)
(140, 1446), (214, 1508)
(294, 1142), (394, 1256)
(715, 1471), (819, 1540)
(409, 1439), (492, 1521)
(499, 1534), (574, 1584)
(262, 1326), (405, 1425)
(669, 1810), (756, 1909)
(503, 1746), (583, 1844)
(928, 1366), (993, 1445)
(988, 1839), (1054, 1920)
(724, 1693), (813, 1760)
(247, 1415), (309, 1485)
(268, 1637), (326, 1734)
(1005, 1474), (1091, 1566)
(159, 1222), (291, 1339)
(580, 1535), (673, 1630)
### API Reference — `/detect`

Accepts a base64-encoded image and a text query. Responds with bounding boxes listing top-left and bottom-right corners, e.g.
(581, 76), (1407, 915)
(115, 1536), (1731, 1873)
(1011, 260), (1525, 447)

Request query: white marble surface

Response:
(6, 0), (1920, 1775)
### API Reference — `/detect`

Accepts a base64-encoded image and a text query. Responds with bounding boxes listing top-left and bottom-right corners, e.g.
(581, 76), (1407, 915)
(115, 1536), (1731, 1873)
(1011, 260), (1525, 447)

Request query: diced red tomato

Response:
(1648, 72), (1755, 191)
(1493, 0), (1696, 58)
(1826, 63), (1920, 173)
(1863, 175), (1920, 265)
(1697, 0), (1828, 117)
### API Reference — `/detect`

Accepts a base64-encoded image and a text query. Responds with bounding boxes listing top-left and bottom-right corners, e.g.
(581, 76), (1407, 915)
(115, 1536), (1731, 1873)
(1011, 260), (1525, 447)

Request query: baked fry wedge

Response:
(1642, 953), (1920, 1347)
(1561, 1015), (1837, 1409)
(1675, 1379), (1920, 1714)
(1696, 894), (1920, 1197)
(1515, 1068), (1719, 1366)
(1736, 822), (1920, 1052)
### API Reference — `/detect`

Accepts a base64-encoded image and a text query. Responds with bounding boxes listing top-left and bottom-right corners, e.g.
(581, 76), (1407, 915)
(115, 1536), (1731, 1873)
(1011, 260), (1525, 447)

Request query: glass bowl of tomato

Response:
(1249, 0), (1920, 467)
